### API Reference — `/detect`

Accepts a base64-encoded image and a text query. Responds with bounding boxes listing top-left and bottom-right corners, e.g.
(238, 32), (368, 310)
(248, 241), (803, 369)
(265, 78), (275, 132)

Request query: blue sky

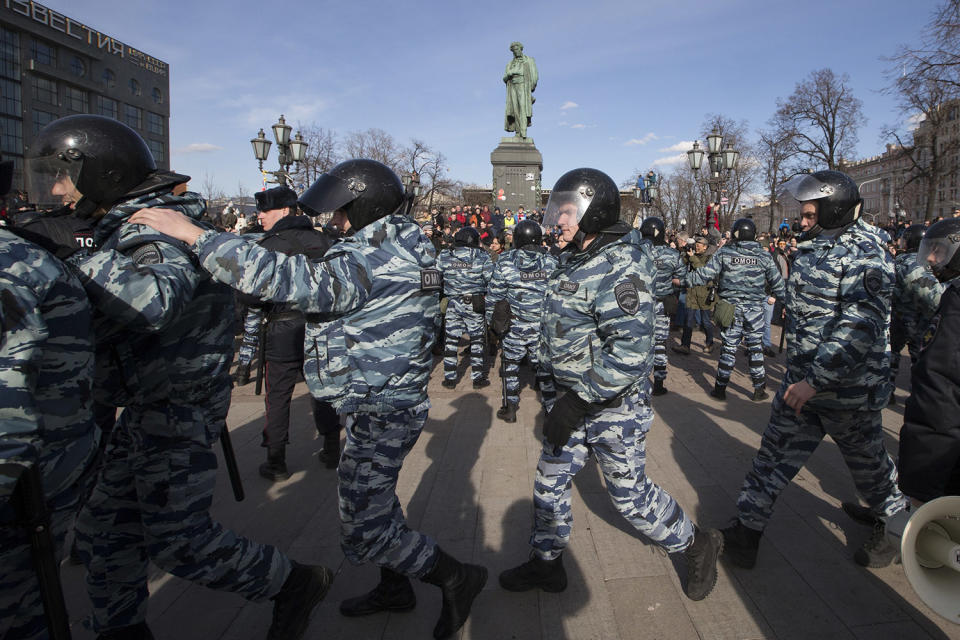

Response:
(57, 0), (937, 200)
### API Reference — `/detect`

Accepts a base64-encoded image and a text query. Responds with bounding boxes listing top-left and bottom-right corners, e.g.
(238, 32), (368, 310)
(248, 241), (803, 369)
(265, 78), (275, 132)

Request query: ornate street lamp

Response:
(402, 171), (421, 216)
(250, 114), (308, 188)
(687, 128), (740, 223)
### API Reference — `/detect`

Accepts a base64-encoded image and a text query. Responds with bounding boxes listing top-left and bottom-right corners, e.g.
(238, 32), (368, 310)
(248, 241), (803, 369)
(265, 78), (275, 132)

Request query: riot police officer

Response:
(131, 159), (487, 640)
(498, 168), (723, 602)
(486, 219), (558, 422)
(437, 226), (494, 388)
(24, 115), (329, 640)
(722, 170), (907, 569)
(679, 218), (785, 401)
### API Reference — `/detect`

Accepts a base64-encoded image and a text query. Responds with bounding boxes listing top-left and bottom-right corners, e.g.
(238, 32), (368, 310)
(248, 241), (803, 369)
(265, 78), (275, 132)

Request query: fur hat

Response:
(255, 186), (298, 212)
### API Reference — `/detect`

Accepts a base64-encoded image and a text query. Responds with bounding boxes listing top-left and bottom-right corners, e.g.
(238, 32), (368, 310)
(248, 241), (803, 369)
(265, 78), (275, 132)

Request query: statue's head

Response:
(510, 41), (524, 56)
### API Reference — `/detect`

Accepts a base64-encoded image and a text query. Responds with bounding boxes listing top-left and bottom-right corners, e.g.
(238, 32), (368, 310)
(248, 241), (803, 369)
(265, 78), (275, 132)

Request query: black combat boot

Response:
(672, 344), (691, 355)
(441, 378), (457, 389)
(97, 622), (155, 640)
(235, 363), (251, 386)
(259, 447), (291, 481)
(421, 548), (488, 640)
(317, 433), (340, 469)
(267, 562), (334, 640)
(498, 552), (567, 592)
(751, 385), (769, 402)
(721, 520), (762, 569)
(340, 567), (417, 617)
(652, 379), (668, 396)
(842, 501), (880, 526)
(854, 520), (900, 568)
(709, 383), (727, 401)
(496, 403), (518, 423)
(472, 376), (491, 389)
(683, 526), (723, 601)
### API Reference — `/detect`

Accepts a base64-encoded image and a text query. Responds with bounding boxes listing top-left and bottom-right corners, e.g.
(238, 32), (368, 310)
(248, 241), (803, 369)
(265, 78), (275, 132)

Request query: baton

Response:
(219, 426), (245, 502)
(499, 338), (509, 411)
(778, 309), (786, 354)
(254, 319), (266, 396)
(12, 464), (72, 640)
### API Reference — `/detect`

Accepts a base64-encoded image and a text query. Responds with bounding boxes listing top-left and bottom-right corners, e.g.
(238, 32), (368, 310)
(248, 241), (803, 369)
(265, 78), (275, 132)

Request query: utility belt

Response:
(555, 384), (625, 411)
(458, 293), (486, 314)
(268, 311), (305, 323)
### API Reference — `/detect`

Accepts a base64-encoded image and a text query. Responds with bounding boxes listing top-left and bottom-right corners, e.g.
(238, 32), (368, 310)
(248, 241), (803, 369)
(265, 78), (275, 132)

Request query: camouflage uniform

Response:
(735, 220), (907, 532)
(889, 251), (942, 385)
(237, 306), (263, 366)
(437, 245), (493, 383)
(685, 241), (785, 391)
(639, 237), (684, 384)
(191, 215), (445, 577)
(531, 229), (695, 559)
(71, 190), (292, 633)
(0, 230), (98, 640)
(485, 245), (558, 408)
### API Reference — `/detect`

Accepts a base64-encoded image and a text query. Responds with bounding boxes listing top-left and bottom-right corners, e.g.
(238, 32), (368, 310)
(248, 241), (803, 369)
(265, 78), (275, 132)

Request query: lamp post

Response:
(632, 169), (659, 226)
(402, 171), (421, 217)
(687, 128), (740, 224)
(250, 114), (308, 189)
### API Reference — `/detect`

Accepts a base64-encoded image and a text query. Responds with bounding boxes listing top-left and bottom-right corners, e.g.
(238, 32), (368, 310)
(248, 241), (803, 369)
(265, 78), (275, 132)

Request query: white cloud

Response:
(560, 101), (578, 110)
(571, 123), (587, 130)
(174, 143), (222, 154)
(658, 140), (695, 153)
(624, 133), (658, 146)
(652, 153), (687, 166)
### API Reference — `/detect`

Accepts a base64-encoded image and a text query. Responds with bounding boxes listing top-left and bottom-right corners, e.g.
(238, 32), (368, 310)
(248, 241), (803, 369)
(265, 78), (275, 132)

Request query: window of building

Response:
(96, 95), (118, 120)
(152, 87), (163, 105)
(0, 116), (22, 155)
(102, 68), (116, 89)
(129, 78), (141, 97)
(70, 55), (86, 78)
(32, 109), (56, 134)
(146, 112), (164, 136)
(0, 27), (19, 80)
(0, 78), (20, 117)
(31, 76), (57, 106)
(30, 39), (56, 66)
(124, 103), (142, 129)
(147, 138), (165, 164)
(65, 86), (87, 113)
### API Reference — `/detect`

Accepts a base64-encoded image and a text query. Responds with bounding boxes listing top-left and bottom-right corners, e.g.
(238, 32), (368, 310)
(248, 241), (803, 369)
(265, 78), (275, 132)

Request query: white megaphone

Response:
(886, 496), (960, 624)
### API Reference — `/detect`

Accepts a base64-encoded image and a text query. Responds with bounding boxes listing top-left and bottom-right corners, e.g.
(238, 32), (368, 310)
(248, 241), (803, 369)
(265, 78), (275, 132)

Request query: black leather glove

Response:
(12, 209), (94, 260)
(543, 391), (593, 450)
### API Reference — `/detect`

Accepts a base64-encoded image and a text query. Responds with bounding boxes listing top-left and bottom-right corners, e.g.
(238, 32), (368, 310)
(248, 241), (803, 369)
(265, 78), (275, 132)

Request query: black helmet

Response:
(777, 170), (861, 237)
(453, 226), (480, 248)
(900, 223), (925, 253)
(513, 219), (542, 249)
(26, 115), (157, 210)
(639, 217), (666, 245)
(731, 218), (756, 242)
(298, 159), (404, 231)
(919, 219), (960, 282)
(542, 168), (620, 234)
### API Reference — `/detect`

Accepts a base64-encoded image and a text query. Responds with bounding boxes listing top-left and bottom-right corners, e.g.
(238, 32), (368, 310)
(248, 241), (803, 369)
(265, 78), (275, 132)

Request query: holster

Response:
(471, 292), (486, 314)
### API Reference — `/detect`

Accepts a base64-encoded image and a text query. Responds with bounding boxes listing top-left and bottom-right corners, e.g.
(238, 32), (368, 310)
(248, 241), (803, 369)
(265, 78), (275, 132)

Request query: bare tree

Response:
(700, 114), (758, 230)
(757, 121), (799, 235)
(343, 128), (401, 174)
(198, 171), (224, 208)
(776, 68), (864, 170)
(290, 125), (339, 190)
(655, 164), (706, 234)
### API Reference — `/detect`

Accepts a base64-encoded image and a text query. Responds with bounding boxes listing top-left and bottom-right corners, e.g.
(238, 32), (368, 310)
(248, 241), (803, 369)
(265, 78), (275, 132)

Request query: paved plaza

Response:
(60, 326), (960, 639)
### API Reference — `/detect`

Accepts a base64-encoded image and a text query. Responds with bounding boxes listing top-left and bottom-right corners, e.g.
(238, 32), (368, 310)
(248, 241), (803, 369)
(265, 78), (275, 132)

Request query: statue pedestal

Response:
(490, 137), (543, 215)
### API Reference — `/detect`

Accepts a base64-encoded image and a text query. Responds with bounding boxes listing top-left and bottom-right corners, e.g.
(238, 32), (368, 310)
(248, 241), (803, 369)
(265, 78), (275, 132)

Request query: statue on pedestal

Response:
(503, 42), (538, 140)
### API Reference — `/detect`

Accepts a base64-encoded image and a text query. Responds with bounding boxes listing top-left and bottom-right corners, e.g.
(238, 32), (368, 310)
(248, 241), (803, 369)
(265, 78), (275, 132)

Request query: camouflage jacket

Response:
(539, 227), (656, 404)
(193, 215), (440, 414)
(623, 233), (684, 299)
(685, 240), (785, 305)
(0, 230), (97, 505)
(892, 251), (943, 341)
(437, 246), (493, 296)
(784, 219), (894, 410)
(71, 189), (234, 407)
(486, 246), (558, 326)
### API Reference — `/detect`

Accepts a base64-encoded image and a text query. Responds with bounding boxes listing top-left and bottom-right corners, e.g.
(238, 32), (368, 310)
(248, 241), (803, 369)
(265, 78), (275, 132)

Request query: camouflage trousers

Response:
(736, 382), (907, 532)
(75, 397), (290, 632)
(237, 306), (263, 366)
(0, 485), (82, 640)
(717, 303), (765, 389)
(500, 320), (556, 408)
(443, 297), (487, 382)
(889, 316), (924, 386)
(338, 400), (438, 577)
(653, 301), (669, 382)
(531, 392), (694, 560)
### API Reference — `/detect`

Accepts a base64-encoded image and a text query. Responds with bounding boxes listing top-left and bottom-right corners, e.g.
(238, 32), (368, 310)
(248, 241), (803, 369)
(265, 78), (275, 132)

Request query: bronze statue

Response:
(503, 42), (538, 139)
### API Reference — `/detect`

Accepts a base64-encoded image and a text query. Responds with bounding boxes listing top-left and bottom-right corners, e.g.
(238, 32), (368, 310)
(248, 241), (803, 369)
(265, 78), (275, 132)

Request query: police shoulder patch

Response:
(863, 267), (883, 296)
(420, 268), (442, 291)
(130, 242), (163, 265)
(921, 315), (940, 351)
(614, 281), (640, 315)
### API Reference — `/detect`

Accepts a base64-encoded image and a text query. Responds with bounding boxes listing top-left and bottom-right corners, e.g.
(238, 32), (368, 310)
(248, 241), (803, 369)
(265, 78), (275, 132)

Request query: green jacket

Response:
(682, 250), (715, 311)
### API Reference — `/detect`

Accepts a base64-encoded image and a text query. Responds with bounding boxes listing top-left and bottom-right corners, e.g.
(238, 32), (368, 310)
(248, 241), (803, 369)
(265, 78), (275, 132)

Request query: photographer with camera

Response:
(672, 235), (717, 355)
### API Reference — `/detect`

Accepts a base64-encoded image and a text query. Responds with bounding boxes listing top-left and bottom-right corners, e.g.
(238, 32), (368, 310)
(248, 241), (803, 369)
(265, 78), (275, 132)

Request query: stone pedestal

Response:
(490, 137), (543, 215)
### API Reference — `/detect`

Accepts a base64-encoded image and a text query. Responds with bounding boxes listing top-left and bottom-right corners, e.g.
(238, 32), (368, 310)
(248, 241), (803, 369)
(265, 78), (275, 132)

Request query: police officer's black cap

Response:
(256, 186), (299, 212)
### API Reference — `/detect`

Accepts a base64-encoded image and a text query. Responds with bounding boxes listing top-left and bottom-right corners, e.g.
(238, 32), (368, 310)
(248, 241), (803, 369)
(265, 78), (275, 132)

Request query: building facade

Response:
(1, 0), (169, 198)
(840, 144), (916, 226)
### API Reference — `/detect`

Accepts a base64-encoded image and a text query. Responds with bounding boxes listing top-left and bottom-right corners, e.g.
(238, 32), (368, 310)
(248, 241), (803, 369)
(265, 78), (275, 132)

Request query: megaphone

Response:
(886, 496), (960, 624)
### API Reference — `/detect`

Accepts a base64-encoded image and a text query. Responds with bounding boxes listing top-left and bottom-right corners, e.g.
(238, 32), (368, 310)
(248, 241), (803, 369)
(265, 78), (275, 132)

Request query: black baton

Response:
(254, 319), (266, 396)
(219, 426), (245, 502)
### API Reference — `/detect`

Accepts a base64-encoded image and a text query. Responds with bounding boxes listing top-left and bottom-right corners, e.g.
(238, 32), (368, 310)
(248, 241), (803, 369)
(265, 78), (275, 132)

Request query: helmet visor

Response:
(918, 235), (960, 274)
(26, 153), (84, 210)
(542, 189), (593, 230)
(298, 172), (359, 217)
(777, 173), (837, 203)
